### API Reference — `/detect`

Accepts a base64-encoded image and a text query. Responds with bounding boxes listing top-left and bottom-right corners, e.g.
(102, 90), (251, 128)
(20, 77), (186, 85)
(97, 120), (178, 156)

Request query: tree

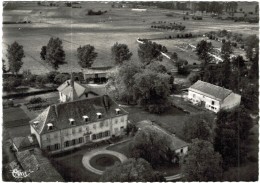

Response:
(77, 45), (97, 68)
(40, 46), (47, 60)
(111, 42), (132, 64)
(171, 52), (178, 61)
(138, 41), (164, 65)
(3, 76), (22, 91)
(182, 113), (214, 143)
(53, 73), (70, 84)
(214, 107), (253, 167)
(196, 40), (213, 65)
(133, 69), (171, 113)
(131, 125), (174, 166)
(7, 41), (25, 75)
(182, 139), (223, 181)
(221, 41), (233, 62)
(2, 59), (8, 73)
(245, 35), (259, 61)
(45, 37), (66, 70)
(100, 158), (165, 182)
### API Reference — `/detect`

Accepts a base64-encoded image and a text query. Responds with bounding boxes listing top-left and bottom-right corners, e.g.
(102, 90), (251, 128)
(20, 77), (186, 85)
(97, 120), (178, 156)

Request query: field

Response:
(3, 107), (30, 128)
(3, 2), (259, 74)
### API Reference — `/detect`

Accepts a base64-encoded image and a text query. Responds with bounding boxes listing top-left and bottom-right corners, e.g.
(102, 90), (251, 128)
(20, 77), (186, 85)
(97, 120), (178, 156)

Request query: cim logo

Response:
(11, 168), (34, 179)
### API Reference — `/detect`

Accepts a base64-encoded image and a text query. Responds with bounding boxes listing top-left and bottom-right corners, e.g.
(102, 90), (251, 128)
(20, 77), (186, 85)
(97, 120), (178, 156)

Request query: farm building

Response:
(137, 120), (189, 156)
(58, 77), (106, 103)
(82, 67), (116, 83)
(188, 80), (241, 113)
(29, 95), (128, 153)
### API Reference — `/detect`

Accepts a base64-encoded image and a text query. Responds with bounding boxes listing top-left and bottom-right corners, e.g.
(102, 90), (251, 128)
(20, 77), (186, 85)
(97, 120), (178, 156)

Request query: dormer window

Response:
(33, 121), (39, 126)
(47, 123), (53, 131)
(69, 118), (75, 125)
(115, 108), (121, 115)
(83, 115), (89, 122)
(97, 112), (102, 119)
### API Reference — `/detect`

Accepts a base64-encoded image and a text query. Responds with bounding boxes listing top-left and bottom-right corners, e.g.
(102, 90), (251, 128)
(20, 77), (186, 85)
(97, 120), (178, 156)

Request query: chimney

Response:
(103, 95), (109, 109)
(70, 72), (74, 88)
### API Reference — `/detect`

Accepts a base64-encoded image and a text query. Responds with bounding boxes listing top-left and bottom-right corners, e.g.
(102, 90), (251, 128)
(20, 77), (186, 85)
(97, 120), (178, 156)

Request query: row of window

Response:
(92, 131), (110, 140)
(46, 143), (60, 151)
(64, 137), (84, 147)
(192, 93), (216, 106)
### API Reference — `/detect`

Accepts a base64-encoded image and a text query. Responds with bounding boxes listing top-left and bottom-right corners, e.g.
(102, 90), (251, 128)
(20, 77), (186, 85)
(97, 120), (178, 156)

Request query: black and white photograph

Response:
(1, 0), (259, 182)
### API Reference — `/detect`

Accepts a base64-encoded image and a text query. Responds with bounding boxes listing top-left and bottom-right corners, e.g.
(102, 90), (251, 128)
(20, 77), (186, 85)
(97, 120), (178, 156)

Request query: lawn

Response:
(51, 147), (101, 182)
(3, 107), (30, 128)
(89, 154), (120, 171)
(122, 105), (189, 137)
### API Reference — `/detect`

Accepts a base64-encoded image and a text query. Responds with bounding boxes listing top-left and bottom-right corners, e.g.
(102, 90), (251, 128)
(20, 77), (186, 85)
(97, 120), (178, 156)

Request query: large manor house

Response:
(29, 79), (128, 153)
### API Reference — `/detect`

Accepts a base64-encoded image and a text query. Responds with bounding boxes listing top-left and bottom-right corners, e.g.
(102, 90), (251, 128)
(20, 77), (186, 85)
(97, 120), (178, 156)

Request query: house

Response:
(188, 80), (241, 113)
(29, 95), (128, 153)
(57, 78), (106, 103)
(15, 148), (64, 181)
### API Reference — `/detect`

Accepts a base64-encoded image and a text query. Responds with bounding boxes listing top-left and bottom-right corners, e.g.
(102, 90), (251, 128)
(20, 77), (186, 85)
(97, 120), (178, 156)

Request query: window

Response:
(55, 143), (60, 150)
(121, 117), (124, 122)
(211, 101), (215, 105)
(115, 108), (120, 115)
(47, 123), (53, 131)
(79, 137), (83, 143)
(72, 128), (76, 134)
(100, 121), (104, 128)
(65, 141), (69, 147)
(78, 127), (82, 133)
(180, 149), (183, 153)
(72, 139), (76, 145)
(121, 126), (124, 130)
(47, 145), (51, 151)
(114, 118), (118, 124)
(83, 115), (89, 122)
(53, 133), (58, 139)
(99, 132), (103, 138)
(105, 120), (109, 127)
(104, 131), (110, 137)
(69, 118), (75, 125)
(97, 112), (102, 119)
(92, 134), (96, 140)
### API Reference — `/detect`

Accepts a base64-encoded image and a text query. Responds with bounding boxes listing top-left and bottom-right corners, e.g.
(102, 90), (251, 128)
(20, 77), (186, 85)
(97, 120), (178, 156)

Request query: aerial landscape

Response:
(2, 1), (259, 182)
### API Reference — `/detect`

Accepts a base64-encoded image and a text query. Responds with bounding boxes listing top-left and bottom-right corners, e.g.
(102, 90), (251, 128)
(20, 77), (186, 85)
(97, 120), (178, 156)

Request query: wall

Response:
(111, 115), (128, 136)
(188, 89), (220, 112)
(221, 93), (241, 110)
(41, 131), (62, 152)
(30, 125), (41, 148)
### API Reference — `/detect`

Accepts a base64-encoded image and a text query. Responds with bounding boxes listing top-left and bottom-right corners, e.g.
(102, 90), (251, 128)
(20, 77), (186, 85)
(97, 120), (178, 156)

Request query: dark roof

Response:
(30, 95), (128, 134)
(136, 120), (189, 151)
(12, 135), (39, 150)
(189, 80), (232, 101)
(16, 148), (64, 182)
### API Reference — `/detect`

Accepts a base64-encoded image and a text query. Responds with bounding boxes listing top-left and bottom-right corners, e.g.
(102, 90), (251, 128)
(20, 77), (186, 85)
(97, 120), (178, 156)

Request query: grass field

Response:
(3, 107), (30, 128)
(3, 2), (258, 74)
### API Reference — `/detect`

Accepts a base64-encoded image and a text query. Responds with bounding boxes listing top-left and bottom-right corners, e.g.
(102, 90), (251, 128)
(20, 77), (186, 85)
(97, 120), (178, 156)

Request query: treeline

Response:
(151, 21), (185, 31)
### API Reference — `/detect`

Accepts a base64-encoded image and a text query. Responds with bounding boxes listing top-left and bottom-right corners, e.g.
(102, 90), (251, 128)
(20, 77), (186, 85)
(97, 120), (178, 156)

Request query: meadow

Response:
(3, 2), (258, 74)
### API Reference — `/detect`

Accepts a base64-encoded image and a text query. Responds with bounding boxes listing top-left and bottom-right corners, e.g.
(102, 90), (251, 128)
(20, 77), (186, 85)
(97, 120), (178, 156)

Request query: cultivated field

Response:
(3, 2), (259, 74)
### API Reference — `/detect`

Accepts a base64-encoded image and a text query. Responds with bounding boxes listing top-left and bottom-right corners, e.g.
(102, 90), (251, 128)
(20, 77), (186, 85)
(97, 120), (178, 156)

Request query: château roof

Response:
(189, 80), (232, 101)
(30, 95), (128, 134)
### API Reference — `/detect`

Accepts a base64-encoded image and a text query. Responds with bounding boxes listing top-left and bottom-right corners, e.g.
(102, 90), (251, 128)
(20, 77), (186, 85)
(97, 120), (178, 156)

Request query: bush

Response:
(54, 73), (70, 84)
(3, 100), (14, 108)
(46, 71), (60, 83)
(3, 77), (22, 91)
(35, 75), (48, 86)
(29, 97), (45, 104)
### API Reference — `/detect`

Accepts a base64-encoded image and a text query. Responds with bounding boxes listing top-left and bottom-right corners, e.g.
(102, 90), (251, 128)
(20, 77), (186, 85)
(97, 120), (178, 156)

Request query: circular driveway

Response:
(82, 149), (127, 175)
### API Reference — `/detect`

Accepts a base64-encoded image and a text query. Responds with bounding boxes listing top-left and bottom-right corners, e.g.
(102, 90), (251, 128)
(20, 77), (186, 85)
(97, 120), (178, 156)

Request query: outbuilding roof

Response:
(15, 148), (64, 182)
(189, 80), (232, 101)
(30, 95), (128, 134)
(12, 135), (39, 151)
